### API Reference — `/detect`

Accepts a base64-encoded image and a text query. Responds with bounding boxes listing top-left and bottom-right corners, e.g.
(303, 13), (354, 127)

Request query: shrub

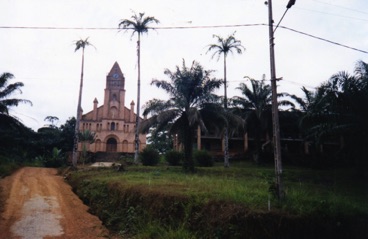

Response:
(0, 156), (19, 178)
(194, 150), (214, 167)
(43, 148), (65, 168)
(165, 150), (184, 166)
(140, 147), (160, 166)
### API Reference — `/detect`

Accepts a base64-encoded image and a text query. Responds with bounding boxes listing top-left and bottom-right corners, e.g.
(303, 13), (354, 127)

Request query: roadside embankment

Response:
(68, 167), (368, 239)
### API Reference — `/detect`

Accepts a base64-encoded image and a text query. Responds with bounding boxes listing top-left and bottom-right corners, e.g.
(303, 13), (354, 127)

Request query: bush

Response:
(140, 147), (160, 166)
(165, 150), (184, 166)
(194, 150), (214, 167)
(43, 148), (64, 168)
(0, 157), (19, 178)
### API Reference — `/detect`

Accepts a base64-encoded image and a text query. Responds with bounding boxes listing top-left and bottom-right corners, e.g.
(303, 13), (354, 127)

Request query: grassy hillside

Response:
(67, 161), (368, 238)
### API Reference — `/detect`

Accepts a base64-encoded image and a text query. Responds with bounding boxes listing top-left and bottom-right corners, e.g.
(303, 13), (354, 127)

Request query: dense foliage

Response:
(165, 150), (184, 166)
(139, 147), (160, 166)
(194, 150), (214, 167)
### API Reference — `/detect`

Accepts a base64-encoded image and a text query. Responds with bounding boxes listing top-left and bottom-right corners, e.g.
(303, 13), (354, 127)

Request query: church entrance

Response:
(106, 138), (117, 152)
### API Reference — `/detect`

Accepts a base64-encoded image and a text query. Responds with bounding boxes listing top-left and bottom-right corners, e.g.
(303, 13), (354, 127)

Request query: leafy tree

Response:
(141, 60), (223, 172)
(72, 37), (95, 167)
(59, 117), (76, 153)
(33, 117), (75, 165)
(231, 76), (293, 163)
(147, 125), (173, 154)
(36, 125), (61, 157)
(206, 32), (245, 167)
(119, 11), (160, 163)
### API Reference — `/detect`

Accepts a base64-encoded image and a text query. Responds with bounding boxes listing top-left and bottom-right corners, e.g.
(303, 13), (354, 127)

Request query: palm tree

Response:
(231, 76), (293, 163)
(118, 11), (159, 163)
(140, 60), (223, 172)
(0, 72), (32, 129)
(72, 37), (94, 168)
(300, 61), (368, 170)
(289, 86), (315, 113)
(206, 32), (245, 167)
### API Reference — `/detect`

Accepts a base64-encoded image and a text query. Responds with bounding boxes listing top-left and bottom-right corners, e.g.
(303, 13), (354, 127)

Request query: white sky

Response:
(1, 0), (367, 130)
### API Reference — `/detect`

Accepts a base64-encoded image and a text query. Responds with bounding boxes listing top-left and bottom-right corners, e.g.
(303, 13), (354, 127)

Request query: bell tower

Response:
(103, 62), (126, 119)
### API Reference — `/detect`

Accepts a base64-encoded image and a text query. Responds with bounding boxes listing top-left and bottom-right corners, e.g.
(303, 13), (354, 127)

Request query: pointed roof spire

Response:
(107, 61), (124, 79)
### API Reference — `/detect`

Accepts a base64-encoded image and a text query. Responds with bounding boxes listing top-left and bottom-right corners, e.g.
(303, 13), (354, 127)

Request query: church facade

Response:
(78, 62), (146, 153)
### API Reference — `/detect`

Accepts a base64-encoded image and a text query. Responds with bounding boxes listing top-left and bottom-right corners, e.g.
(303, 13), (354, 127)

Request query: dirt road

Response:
(0, 167), (115, 239)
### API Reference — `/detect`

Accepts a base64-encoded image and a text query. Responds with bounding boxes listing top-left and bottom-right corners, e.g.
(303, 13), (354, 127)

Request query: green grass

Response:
(73, 161), (368, 216)
(68, 161), (368, 238)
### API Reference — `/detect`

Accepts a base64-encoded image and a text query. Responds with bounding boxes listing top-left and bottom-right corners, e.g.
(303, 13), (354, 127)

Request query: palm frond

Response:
(118, 11), (159, 38)
(74, 37), (95, 52)
(0, 72), (14, 87)
(206, 32), (245, 61)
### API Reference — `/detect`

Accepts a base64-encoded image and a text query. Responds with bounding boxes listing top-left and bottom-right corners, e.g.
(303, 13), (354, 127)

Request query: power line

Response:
(0, 23), (265, 30)
(0, 26), (118, 30)
(295, 7), (368, 22)
(155, 23), (265, 29)
(279, 25), (368, 54)
(1, 23), (367, 54)
(311, 0), (368, 16)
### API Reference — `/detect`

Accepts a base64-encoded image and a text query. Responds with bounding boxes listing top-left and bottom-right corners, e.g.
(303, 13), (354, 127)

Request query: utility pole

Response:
(267, 0), (296, 200)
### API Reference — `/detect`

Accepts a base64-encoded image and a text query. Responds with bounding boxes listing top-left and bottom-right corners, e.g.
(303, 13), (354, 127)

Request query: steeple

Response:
(103, 62), (126, 119)
(106, 61), (125, 89)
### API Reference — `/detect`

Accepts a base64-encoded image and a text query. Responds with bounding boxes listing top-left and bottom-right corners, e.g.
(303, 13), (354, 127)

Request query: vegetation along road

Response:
(0, 167), (114, 239)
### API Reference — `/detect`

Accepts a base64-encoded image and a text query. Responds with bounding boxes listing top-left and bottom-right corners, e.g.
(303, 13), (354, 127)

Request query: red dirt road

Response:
(0, 167), (116, 239)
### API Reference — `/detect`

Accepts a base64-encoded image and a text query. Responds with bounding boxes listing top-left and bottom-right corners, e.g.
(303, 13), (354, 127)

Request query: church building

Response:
(78, 62), (146, 153)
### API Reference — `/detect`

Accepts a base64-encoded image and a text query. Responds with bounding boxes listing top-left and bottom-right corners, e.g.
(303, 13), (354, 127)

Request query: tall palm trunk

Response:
(72, 48), (85, 167)
(134, 34), (141, 163)
(223, 55), (230, 167)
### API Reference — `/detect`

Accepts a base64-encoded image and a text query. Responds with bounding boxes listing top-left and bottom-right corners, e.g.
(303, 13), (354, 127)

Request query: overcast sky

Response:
(1, 0), (367, 130)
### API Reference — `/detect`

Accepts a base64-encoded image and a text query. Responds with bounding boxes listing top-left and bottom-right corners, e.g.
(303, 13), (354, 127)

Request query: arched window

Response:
(111, 122), (115, 131)
(106, 138), (117, 152)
